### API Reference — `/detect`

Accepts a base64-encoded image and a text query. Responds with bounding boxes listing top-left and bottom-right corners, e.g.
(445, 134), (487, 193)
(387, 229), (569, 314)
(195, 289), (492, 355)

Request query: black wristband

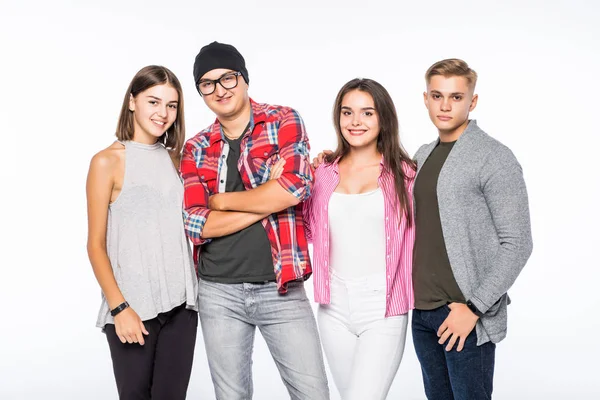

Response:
(110, 301), (130, 317)
(466, 300), (483, 317)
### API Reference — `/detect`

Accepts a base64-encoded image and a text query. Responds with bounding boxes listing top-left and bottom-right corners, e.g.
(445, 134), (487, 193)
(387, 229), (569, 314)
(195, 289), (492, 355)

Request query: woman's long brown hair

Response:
(326, 78), (416, 225)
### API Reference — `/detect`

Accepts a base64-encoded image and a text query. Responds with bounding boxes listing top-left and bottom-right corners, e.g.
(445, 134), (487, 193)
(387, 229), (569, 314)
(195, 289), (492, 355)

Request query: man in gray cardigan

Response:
(412, 59), (533, 400)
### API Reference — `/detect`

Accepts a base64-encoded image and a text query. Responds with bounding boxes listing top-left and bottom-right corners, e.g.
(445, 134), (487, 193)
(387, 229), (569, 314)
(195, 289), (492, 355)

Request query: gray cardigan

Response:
(414, 120), (533, 345)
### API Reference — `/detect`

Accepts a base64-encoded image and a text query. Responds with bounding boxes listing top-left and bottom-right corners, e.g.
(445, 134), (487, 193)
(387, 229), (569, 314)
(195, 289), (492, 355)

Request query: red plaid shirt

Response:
(180, 100), (313, 292)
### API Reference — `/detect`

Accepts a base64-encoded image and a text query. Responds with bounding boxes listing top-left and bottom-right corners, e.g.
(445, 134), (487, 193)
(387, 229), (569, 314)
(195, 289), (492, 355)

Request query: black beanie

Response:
(193, 42), (249, 91)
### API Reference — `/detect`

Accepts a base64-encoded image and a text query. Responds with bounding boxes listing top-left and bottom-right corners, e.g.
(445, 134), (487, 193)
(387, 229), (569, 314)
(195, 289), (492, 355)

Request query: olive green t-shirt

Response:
(413, 140), (466, 310)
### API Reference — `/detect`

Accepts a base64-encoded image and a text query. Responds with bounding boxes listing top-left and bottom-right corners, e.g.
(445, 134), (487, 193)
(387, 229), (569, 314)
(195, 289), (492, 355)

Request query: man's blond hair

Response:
(425, 58), (478, 90)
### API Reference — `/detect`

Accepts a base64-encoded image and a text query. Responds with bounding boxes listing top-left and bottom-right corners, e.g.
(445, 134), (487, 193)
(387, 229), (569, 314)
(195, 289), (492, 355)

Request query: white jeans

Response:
(318, 272), (408, 400)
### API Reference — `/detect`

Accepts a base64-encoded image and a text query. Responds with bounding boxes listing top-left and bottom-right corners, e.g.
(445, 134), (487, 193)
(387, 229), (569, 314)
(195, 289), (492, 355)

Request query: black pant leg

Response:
(151, 304), (198, 400)
(105, 318), (159, 400)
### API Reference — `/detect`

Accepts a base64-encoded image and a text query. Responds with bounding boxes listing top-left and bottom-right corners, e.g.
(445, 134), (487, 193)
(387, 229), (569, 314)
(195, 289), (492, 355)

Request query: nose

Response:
(441, 97), (451, 112)
(351, 114), (361, 126)
(157, 104), (168, 117)
(215, 82), (227, 97)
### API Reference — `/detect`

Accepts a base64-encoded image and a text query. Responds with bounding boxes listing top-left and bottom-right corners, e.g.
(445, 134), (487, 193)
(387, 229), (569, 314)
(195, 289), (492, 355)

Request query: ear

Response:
(129, 94), (135, 112)
(423, 91), (429, 109)
(469, 93), (478, 112)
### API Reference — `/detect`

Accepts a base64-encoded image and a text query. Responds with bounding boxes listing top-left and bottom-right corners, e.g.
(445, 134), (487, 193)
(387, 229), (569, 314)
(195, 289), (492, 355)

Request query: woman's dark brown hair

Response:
(116, 65), (185, 155)
(326, 78), (416, 225)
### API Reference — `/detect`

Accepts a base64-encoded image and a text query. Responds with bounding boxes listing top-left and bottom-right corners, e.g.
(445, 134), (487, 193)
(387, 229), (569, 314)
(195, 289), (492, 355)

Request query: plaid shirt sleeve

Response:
(275, 109), (314, 201)
(301, 185), (314, 243)
(180, 140), (212, 246)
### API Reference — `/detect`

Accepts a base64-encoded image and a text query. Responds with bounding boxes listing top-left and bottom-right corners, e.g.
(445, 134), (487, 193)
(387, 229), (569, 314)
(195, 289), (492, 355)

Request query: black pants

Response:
(105, 303), (198, 400)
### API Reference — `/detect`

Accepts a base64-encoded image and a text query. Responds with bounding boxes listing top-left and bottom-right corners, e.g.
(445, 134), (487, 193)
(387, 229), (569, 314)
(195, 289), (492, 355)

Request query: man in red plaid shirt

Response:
(181, 42), (328, 400)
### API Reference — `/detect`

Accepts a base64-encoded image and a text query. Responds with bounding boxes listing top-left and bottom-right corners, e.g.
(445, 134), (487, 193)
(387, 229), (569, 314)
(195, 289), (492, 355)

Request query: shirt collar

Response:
(208, 98), (265, 146)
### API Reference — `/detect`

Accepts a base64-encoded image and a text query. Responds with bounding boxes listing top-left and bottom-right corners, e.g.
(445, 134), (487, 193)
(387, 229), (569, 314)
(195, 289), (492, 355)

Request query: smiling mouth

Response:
(152, 120), (166, 127)
(348, 129), (367, 136)
(217, 96), (232, 103)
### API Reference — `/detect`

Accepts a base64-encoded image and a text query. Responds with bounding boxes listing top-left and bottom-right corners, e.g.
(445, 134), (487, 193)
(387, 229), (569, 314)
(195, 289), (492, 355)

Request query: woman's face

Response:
(129, 83), (179, 141)
(339, 89), (380, 150)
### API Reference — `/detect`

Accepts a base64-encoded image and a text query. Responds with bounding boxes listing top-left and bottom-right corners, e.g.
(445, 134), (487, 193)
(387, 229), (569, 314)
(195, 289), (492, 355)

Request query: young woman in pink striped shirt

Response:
(302, 79), (416, 399)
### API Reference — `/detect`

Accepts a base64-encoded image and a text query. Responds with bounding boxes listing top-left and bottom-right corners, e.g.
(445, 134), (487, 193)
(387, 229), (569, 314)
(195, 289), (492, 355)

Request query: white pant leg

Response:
(333, 273), (409, 400)
(317, 277), (357, 399)
(345, 313), (408, 400)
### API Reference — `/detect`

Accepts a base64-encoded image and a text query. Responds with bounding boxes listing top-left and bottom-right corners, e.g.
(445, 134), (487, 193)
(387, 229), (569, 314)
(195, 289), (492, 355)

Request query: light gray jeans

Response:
(198, 278), (329, 400)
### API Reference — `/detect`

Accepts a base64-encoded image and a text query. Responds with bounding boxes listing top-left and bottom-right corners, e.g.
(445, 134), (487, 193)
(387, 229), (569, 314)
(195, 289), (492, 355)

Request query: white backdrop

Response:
(1, 0), (599, 399)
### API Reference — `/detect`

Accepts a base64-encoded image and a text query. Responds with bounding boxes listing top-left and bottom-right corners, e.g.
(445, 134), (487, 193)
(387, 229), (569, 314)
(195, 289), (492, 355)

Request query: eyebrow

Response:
(430, 90), (465, 96)
(146, 95), (178, 104)
(341, 106), (376, 111)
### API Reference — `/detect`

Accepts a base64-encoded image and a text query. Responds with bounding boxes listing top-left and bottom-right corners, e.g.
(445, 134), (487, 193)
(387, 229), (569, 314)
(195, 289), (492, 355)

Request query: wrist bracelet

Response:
(110, 301), (130, 317)
(466, 300), (483, 317)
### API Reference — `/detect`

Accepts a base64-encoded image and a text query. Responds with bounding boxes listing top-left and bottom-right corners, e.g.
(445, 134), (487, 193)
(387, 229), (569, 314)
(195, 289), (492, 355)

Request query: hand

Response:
(437, 303), (479, 352)
(114, 307), (149, 346)
(311, 150), (333, 169)
(269, 158), (286, 180)
(208, 193), (225, 211)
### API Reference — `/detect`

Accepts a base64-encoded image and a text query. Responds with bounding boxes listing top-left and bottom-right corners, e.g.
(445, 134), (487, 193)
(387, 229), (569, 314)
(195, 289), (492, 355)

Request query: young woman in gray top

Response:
(86, 66), (199, 400)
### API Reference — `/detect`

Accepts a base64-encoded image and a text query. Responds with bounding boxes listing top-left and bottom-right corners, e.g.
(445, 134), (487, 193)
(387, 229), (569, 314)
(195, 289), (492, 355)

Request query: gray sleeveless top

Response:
(96, 140), (198, 328)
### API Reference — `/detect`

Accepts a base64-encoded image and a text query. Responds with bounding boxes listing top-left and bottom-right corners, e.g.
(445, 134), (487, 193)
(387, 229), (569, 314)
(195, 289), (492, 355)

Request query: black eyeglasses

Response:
(198, 71), (242, 96)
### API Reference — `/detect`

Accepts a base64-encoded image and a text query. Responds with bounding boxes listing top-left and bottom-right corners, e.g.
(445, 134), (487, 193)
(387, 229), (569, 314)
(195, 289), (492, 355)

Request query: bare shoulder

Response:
(89, 141), (125, 172)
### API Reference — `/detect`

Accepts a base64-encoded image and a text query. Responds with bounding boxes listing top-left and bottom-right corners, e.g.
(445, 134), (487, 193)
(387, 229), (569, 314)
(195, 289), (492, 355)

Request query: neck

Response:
(132, 130), (159, 145)
(343, 143), (381, 166)
(219, 100), (252, 139)
(438, 118), (470, 142)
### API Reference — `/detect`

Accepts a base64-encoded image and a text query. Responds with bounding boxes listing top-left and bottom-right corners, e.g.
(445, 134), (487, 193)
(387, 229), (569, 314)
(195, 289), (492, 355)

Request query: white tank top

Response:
(328, 187), (386, 279)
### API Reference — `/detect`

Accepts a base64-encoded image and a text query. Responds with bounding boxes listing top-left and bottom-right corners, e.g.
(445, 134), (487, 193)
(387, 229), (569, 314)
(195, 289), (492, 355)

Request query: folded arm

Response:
(180, 142), (269, 243)
(210, 109), (314, 215)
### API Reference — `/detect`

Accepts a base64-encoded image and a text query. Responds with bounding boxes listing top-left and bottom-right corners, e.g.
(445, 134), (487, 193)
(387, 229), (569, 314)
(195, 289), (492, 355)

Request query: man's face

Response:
(423, 75), (478, 136)
(198, 68), (249, 119)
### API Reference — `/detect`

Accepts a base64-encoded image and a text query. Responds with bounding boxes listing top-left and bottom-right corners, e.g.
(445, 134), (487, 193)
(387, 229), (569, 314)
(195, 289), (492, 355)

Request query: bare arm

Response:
(86, 152), (126, 310)
(202, 158), (286, 236)
(86, 150), (148, 345)
(209, 180), (300, 214)
(202, 210), (269, 238)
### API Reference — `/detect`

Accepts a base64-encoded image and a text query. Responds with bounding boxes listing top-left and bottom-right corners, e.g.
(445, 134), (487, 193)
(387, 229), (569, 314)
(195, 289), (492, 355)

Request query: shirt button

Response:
(221, 155), (226, 158)
(220, 180), (224, 183)
(200, 175), (205, 179)
(264, 151), (269, 156)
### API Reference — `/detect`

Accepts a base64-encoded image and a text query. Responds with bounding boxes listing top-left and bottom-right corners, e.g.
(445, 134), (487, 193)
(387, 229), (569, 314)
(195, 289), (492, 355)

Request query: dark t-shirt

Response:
(199, 133), (275, 284)
(413, 140), (466, 310)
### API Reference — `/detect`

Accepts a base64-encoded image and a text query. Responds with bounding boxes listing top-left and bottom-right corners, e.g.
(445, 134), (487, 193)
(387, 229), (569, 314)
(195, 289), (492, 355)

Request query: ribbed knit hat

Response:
(193, 41), (249, 92)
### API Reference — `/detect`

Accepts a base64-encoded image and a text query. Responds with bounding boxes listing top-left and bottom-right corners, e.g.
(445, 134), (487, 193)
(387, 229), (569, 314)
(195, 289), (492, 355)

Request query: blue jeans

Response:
(412, 305), (496, 400)
(198, 278), (329, 400)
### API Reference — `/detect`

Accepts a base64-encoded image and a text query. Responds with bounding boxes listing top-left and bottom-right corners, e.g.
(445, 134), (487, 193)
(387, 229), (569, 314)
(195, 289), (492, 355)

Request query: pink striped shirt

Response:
(303, 157), (416, 317)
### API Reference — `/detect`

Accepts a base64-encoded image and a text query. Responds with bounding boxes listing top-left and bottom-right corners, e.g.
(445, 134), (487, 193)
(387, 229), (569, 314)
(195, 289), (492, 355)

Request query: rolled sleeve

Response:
(180, 142), (213, 246)
(275, 109), (313, 201)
